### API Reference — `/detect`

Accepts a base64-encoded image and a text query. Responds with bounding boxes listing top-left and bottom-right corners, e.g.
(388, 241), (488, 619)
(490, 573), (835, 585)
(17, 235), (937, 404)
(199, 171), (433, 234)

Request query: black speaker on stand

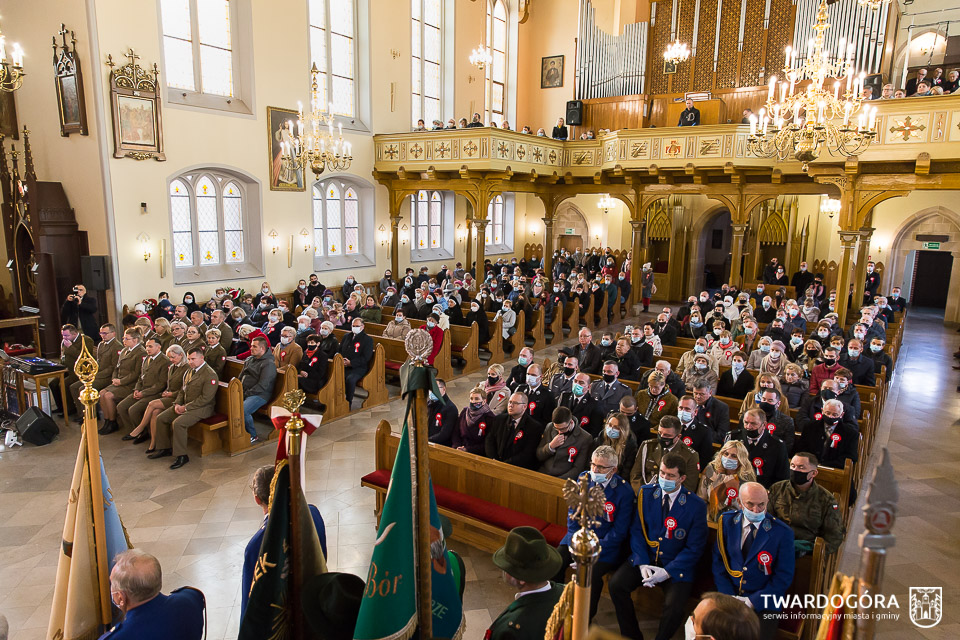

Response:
(17, 406), (59, 445)
(566, 100), (583, 126)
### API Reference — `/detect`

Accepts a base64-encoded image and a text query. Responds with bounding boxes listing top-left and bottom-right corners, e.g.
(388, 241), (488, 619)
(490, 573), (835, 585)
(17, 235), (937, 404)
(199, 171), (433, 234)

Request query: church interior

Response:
(0, 0), (958, 638)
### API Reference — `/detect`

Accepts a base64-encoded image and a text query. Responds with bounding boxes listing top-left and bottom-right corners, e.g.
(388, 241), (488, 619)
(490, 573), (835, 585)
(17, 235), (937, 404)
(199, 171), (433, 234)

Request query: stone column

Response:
(852, 227), (875, 313)
(729, 223), (749, 288)
(542, 217), (555, 277)
(464, 206), (474, 276)
(834, 231), (860, 324)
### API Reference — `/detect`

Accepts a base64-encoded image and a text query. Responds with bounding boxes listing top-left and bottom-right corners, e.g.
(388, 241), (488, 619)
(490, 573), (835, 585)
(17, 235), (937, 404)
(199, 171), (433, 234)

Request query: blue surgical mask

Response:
(590, 471), (608, 484)
(791, 337), (803, 345)
(601, 339), (612, 347)
(518, 356), (528, 366)
(848, 348), (860, 358)
(572, 383), (586, 397)
(605, 426), (620, 439)
(721, 456), (739, 471)
(678, 410), (693, 423)
(743, 508), (765, 523)
(731, 361), (745, 373)
(760, 344), (771, 353)
(526, 374), (540, 387)
(691, 321), (702, 328)
(428, 391), (439, 402)
(694, 345), (705, 353)
(762, 301), (770, 310)
(870, 344), (883, 352)
(658, 476), (678, 493)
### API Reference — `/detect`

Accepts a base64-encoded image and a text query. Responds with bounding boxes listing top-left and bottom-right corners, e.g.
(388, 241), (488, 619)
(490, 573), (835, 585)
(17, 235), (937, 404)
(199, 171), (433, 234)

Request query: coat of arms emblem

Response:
(910, 587), (942, 628)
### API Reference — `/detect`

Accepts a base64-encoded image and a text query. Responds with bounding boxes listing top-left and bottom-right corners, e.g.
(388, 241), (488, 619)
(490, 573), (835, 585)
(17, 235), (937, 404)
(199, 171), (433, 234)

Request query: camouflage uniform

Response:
(768, 479), (844, 555)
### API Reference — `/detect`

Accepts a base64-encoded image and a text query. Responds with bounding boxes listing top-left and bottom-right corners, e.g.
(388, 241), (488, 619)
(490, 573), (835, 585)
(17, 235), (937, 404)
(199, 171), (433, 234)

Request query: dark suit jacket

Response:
(485, 413), (545, 470)
(716, 369), (755, 400)
(572, 342), (603, 375)
(694, 396), (730, 443)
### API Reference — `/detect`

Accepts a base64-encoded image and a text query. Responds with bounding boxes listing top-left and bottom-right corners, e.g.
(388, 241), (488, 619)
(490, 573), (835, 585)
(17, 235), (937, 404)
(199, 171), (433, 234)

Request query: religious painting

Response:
(541, 55), (564, 89)
(53, 25), (88, 136)
(663, 60), (677, 75)
(106, 48), (165, 160)
(0, 91), (17, 139)
(267, 106), (305, 191)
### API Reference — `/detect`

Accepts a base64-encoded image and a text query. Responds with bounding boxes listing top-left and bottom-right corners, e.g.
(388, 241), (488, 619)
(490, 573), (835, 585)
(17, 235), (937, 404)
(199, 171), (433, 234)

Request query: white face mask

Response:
(280, 336), (292, 345)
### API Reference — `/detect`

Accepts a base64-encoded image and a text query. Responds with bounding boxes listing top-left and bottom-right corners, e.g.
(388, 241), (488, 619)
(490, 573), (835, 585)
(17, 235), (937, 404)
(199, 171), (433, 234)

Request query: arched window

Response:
(159, 0), (253, 113)
(409, 189), (454, 261)
(412, 0), (443, 127)
(485, 192), (514, 255)
(310, 0), (357, 118)
(313, 176), (375, 270)
(168, 168), (262, 284)
(485, 0), (507, 123)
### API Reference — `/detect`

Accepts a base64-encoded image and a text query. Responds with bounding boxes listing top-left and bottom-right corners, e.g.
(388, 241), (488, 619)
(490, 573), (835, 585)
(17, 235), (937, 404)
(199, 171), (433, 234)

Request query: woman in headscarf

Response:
(181, 291), (200, 315)
(759, 340), (788, 379)
(465, 299), (490, 345)
(379, 270), (397, 296)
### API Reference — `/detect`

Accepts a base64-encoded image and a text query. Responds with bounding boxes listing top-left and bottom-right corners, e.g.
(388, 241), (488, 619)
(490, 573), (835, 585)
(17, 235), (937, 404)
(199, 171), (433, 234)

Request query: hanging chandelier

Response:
(597, 194), (616, 213)
(663, 0), (691, 65)
(746, 0), (877, 172)
(469, 45), (492, 70)
(820, 197), (841, 219)
(285, 63), (352, 179)
(0, 22), (26, 93)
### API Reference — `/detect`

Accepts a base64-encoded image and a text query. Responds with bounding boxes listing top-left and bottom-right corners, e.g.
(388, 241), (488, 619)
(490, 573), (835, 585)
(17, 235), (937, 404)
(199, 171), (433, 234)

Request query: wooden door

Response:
(558, 235), (583, 254)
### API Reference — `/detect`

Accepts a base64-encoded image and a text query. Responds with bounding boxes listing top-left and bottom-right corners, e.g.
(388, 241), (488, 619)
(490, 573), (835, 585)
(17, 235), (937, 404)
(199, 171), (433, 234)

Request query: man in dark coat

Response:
(61, 284), (100, 343)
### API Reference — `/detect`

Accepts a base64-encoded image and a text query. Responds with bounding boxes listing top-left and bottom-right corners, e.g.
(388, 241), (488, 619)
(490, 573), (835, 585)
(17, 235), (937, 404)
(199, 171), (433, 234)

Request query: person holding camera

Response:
(61, 284), (100, 343)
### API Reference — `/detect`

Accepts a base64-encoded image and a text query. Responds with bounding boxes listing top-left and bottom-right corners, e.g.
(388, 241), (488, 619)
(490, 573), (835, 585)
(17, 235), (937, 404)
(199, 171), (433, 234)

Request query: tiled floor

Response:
(0, 309), (956, 639)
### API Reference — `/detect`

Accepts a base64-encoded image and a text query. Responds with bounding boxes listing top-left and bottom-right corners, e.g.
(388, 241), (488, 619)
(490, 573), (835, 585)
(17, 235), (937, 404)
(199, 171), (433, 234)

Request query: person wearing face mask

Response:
(378, 270), (397, 296)
(548, 355), (579, 396)
(515, 363), (557, 425)
(678, 296), (698, 323)
(554, 446), (635, 622)
(252, 282), (274, 307)
(594, 414), (638, 479)
(768, 452), (845, 557)
(426, 378), (459, 446)
(312, 321), (338, 362)
(464, 299), (491, 346)
(781, 364), (809, 409)
(380, 286), (399, 310)
(712, 482), (795, 637)
(506, 348), (535, 392)
(396, 292), (419, 320)
(866, 336), (893, 378)
(811, 321), (833, 350)
(419, 313), (444, 366)
(785, 329), (805, 362)
(296, 333), (329, 398)
(496, 299), (517, 344)
(808, 346), (842, 393)
(832, 369), (862, 419)
(798, 379), (859, 432)
(862, 261), (880, 303)
(451, 387), (495, 454)
(838, 338), (876, 387)
(201, 329), (227, 379)
(653, 313), (677, 346)
(629, 416), (700, 493)
(753, 295), (776, 324)
(634, 371), (679, 437)
(557, 373), (605, 436)
(681, 312), (708, 340)
(613, 337), (644, 382)
(746, 337), (773, 371)
(338, 319), (374, 405)
(674, 394), (715, 470)
(485, 392), (545, 470)
(796, 397), (858, 471)
(697, 440), (755, 523)
(610, 453), (707, 640)
(382, 309), (412, 340)
(887, 286), (907, 313)
(304, 274), (326, 303)
(681, 353), (718, 392)
(595, 331), (617, 362)
(676, 338), (715, 375)
(709, 330), (738, 368)
(272, 326), (302, 369)
(717, 351), (754, 400)
(724, 409), (790, 488)
(791, 261), (814, 297)
(478, 363), (510, 415)
(758, 340), (787, 378)
(535, 406), (593, 479)
(751, 388), (795, 452)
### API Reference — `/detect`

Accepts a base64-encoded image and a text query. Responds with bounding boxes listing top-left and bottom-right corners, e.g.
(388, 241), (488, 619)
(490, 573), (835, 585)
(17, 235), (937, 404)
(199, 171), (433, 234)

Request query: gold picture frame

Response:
(106, 48), (165, 161)
(267, 106), (305, 192)
(53, 24), (88, 137)
(541, 55), (564, 89)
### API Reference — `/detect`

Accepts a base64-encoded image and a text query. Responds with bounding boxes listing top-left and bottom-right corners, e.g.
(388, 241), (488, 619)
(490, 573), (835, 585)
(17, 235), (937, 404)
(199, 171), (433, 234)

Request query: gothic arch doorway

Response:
(887, 206), (960, 325)
(554, 203), (589, 254)
(688, 206), (731, 293)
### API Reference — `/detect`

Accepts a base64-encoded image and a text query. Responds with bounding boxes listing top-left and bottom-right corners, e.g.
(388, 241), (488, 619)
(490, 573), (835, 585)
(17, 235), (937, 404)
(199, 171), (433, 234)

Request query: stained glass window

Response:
(310, 0), (355, 118)
(169, 171), (247, 269)
(160, 0), (234, 97)
(312, 186), (325, 257)
(411, 190), (444, 251)
(412, 0), (443, 127)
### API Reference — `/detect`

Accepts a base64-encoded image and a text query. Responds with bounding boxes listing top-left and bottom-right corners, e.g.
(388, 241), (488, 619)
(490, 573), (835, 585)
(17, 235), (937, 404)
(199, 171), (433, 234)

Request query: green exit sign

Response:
(922, 241), (941, 250)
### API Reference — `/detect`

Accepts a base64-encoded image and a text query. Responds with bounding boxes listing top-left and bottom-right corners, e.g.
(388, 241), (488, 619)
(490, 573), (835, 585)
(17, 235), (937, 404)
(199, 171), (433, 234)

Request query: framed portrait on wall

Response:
(106, 48), (165, 161)
(267, 106), (305, 192)
(53, 25), (88, 136)
(541, 55), (564, 89)
(663, 60), (678, 75)
(0, 91), (18, 139)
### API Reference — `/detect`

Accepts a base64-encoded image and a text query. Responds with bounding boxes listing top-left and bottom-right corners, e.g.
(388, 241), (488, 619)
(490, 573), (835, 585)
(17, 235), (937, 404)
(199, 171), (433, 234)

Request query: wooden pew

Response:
(501, 309), (526, 356)
(377, 313), (476, 378)
(361, 420), (567, 552)
(330, 328), (391, 409)
(582, 292), (597, 330)
(222, 357), (298, 425)
(815, 458), (854, 527)
(186, 378), (244, 456)
(561, 300), (580, 343)
(546, 302), (564, 346)
(310, 354), (350, 422)
(524, 305), (546, 351)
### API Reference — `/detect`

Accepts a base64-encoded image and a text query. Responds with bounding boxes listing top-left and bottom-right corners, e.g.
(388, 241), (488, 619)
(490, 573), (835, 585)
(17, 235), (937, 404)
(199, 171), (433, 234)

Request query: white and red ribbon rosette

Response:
(604, 501), (615, 522)
(753, 457), (764, 477)
(758, 551), (772, 575)
(514, 430), (524, 442)
(683, 436), (693, 447)
(478, 421), (487, 436)
(529, 401), (537, 411)
(567, 446), (578, 462)
(657, 399), (666, 410)
(766, 423), (776, 435)
(724, 486), (738, 506)
(830, 433), (841, 448)
(270, 406), (322, 464)
(664, 516), (678, 539)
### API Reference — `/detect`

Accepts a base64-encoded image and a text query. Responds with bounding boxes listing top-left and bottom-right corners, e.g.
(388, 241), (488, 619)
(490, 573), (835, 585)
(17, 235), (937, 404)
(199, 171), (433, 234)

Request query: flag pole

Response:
(75, 336), (112, 623)
(404, 334), (433, 640)
(562, 475), (603, 640)
(282, 389), (309, 640)
(855, 448), (898, 640)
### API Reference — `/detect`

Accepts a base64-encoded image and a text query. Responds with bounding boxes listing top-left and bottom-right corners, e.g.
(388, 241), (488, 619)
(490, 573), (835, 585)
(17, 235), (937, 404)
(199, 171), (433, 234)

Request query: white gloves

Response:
(643, 567), (670, 587)
(638, 565), (656, 581)
(734, 595), (753, 608)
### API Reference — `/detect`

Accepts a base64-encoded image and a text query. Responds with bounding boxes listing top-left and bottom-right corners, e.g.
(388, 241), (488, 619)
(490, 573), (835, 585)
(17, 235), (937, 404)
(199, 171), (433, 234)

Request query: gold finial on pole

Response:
(282, 389), (306, 457)
(75, 334), (99, 407)
(562, 475), (605, 640)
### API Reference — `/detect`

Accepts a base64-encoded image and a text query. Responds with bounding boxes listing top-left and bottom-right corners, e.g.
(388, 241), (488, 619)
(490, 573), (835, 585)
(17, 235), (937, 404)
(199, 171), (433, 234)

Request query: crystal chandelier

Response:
(0, 23), (26, 93)
(285, 64), (352, 179)
(597, 194), (616, 213)
(663, 0), (691, 65)
(747, 0), (877, 172)
(469, 45), (492, 70)
(820, 197), (841, 219)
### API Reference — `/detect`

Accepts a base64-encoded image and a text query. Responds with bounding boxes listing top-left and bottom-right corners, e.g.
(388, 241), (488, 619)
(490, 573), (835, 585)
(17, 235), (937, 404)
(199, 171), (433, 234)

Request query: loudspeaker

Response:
(17, 406), (59, 446)
(566, 100), (583, 126)
(81, 255), (111, 291)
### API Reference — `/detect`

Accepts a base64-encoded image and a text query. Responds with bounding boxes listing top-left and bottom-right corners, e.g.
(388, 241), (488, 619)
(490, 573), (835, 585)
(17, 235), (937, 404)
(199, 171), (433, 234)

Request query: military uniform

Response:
(124, 360), (190, 431)
(103, 344), (147, 401)
(70, 336), (120, 416)
(99, 587), (205, 639)
(116, 353), (169, 433)
(515, 383), (556, 425)
(156, 330), (174, 352)
(589, 378), (633, 417)
(203, 343), (227, 379)
(609, 483), (707, 640)
(51, 333), (95, 413)
(191, 321), (209, 336)
(548, 372), (576, 396)
(629, 438), (700, 493)
(210, 321), (234, 353)
(725, 428), (790, 489)
(634, 388), (679, 436)
(183, 337), (205, 355)
(713, 510), (795, 635)
(154, 363), (219, 457)
(768, 479), (845, 555)
(273, 341), (303, 369)
(486, 583), (565, 640)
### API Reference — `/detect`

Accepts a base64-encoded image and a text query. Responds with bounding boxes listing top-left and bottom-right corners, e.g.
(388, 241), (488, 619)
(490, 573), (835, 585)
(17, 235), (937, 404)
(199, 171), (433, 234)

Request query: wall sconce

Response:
(529, 224), (538, 239)
(390, 48), (401, 59)
(377, 224), (390, 246)
(597, 194), (615, 214)
(300, 228), (311, 252)
(268, 229), (279, 254)
(456, 223), (468, 243)
(399, 223), (410, 245)
(137, 232), (151, 261)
